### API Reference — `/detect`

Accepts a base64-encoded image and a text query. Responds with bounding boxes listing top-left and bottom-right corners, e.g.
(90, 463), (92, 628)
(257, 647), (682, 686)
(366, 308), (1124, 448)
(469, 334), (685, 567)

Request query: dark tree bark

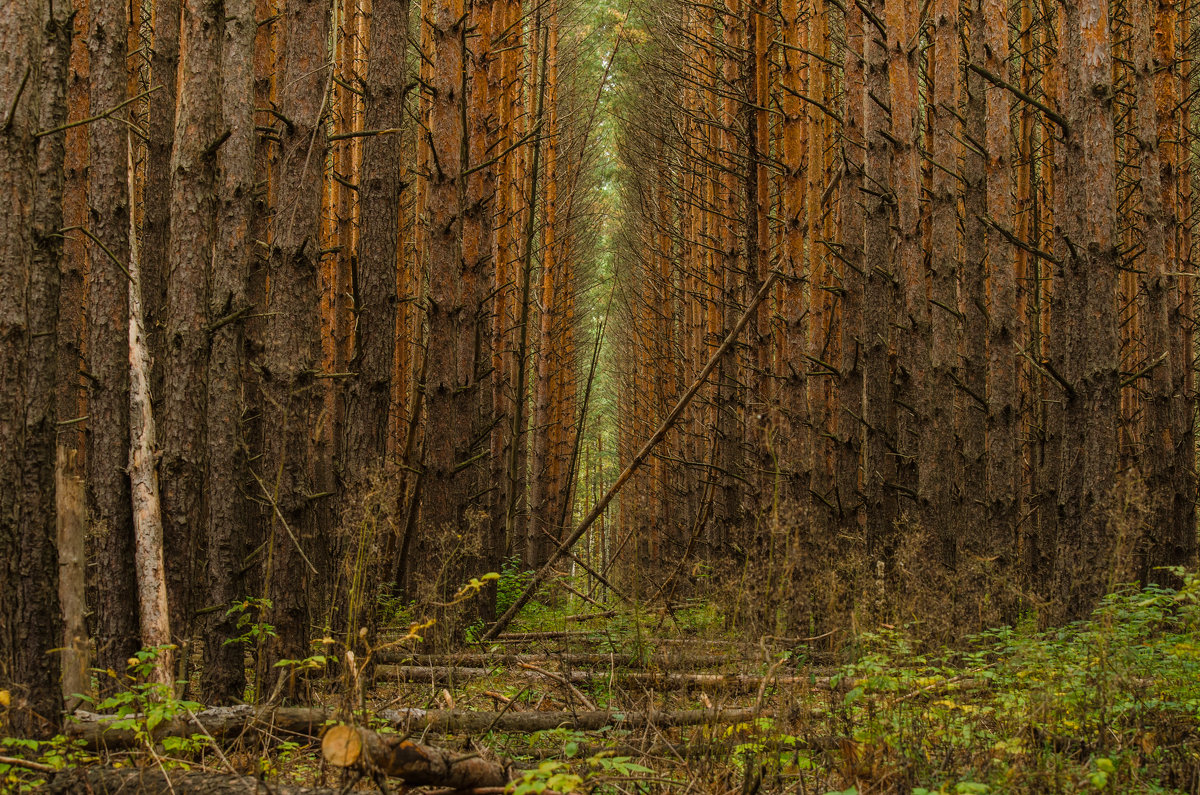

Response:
(57, 0), (92, 708)
(420, 0), (494, 632)
(161, 0), (223, 655)
(144, 0), (181, 422)
(921, 0), (960, 571)
(1049, 0), (1119, 620)
(202, 0), (257, 704)
(979, 0), (1018, 599)
(527, 7), (561, 569)
(340, 0), (410, 642)
(344, 0), (408, 484)
(1138, 0), (1197, 579)
(87, 0), (140, 687)
(709, 0), (744, 557)
(959, 0), (988, 581)
(836, 0), (865, 530)
(0, 0), (71, 738)
(261, 0), (330, 683)
(861, 0), (898, 562)
(58, 0), (89, 470)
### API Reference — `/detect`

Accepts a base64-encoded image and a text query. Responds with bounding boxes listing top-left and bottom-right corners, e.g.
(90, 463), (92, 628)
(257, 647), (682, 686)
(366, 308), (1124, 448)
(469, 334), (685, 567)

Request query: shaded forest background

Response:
(1, 0), (1198, 743)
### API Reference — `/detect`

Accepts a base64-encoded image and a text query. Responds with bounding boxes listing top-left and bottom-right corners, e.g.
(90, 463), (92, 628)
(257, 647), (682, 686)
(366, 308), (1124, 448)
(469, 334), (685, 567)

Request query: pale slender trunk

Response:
(57, 453), (89, 709)
(127, 137), (173, 688)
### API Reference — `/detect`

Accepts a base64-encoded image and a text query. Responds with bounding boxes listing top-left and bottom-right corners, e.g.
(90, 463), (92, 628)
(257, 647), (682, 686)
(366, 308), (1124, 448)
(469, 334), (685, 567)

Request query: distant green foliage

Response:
(496, 557), (535, 616)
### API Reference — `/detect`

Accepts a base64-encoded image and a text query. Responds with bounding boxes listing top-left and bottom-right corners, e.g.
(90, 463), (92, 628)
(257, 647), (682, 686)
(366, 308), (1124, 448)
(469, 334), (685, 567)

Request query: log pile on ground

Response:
(322, 724), (520, 787)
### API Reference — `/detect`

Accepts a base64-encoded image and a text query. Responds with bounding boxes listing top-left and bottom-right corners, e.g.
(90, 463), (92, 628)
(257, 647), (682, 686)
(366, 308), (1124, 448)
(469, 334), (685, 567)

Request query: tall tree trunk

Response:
(1141, 0), (1197, 577)
(128, 140), (173, 687)
(527, 2), (561, 569)
(922, 0), (961, 575)
(421, 0), (495, 633)
(1049, 0), (1119, 621)
(144, 0), (181, 424)
(1167, 0), (1197, 575)
(88, 0), (140, 688)
(885, 0), (927, 530)
(58, 0), (93, 711)
(161, 0), (223, 658)
(710, 0), (744, 557)
(981, 0), (1017, 603)
(262, 0), (330, 686)
(959, 0), (988, 588)
(0, 0), (71, 737)
(203, 0), (257, 704)
(861, 0), (897, 563)
(837, 0), (865, 532)
(342, 0), (409, 640)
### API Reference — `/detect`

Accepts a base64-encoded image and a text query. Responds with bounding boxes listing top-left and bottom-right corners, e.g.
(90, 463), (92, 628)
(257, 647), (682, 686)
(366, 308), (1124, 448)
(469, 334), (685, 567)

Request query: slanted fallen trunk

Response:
(380, 706), (763, 733)
(49, 767), (340, 794)
(67, 706), (331, 750)
(323, 725), (518, 787)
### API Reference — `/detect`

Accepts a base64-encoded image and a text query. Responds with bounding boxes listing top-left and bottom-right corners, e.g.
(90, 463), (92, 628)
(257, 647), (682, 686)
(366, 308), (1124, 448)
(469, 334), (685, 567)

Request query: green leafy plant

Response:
(72, 646), (205, 754)
(0, 734), (94, 792)
(507, 760), (585, 794)
(223, 597), (277, 647)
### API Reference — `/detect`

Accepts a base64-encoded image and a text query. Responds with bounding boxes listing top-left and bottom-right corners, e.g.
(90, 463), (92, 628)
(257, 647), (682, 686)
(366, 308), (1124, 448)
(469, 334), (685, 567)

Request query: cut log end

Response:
(321, 724), (364, 768)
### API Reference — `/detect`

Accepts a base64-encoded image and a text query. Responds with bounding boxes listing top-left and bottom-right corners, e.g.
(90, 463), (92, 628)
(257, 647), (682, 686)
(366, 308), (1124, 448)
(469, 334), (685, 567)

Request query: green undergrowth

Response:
(6, 571), (1200, 793)
(809, 568), (1200, 793)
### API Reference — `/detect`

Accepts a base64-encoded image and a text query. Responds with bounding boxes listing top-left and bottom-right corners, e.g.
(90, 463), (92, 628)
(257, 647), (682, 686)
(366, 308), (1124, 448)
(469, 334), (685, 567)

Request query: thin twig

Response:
(0, 755), (55, 773)
(249, 467), (319, 575)
(3, 65), (31, 132)
(36, 87), (160, 138)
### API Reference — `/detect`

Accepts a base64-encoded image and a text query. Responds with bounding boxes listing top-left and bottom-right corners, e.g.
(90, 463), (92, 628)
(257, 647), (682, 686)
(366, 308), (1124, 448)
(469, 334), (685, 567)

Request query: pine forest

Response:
(3, 0), (1200, 790)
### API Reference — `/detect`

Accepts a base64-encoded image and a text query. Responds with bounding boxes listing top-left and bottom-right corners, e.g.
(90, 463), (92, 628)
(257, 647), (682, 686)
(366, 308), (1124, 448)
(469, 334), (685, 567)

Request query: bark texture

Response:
(203, 0), (257, 704)
(161, 0), (225, 650)
(261, 0), (331, 681)
(0, 0), (70, 737)
(87, 0), (140, 689)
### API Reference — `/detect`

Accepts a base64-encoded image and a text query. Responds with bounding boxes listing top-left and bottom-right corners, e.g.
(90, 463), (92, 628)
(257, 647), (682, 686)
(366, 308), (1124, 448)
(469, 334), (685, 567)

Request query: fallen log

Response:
(66, 705), (763, 750)
(564, 610), (618, 622)
(372, 651), (739, 668)
(495, 630), (599, 641)
(67, 706), (331, 750)
(323, 724), (518, 788)
(48, 767), (340, 794)
(617, 671), (821, 691)
(380, 706), (763, 734)
(376, 664), (827, 692)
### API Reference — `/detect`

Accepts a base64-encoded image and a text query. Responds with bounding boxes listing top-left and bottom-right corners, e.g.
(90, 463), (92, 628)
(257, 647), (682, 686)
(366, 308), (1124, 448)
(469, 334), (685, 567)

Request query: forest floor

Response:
(5, 568), (1200, 794)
